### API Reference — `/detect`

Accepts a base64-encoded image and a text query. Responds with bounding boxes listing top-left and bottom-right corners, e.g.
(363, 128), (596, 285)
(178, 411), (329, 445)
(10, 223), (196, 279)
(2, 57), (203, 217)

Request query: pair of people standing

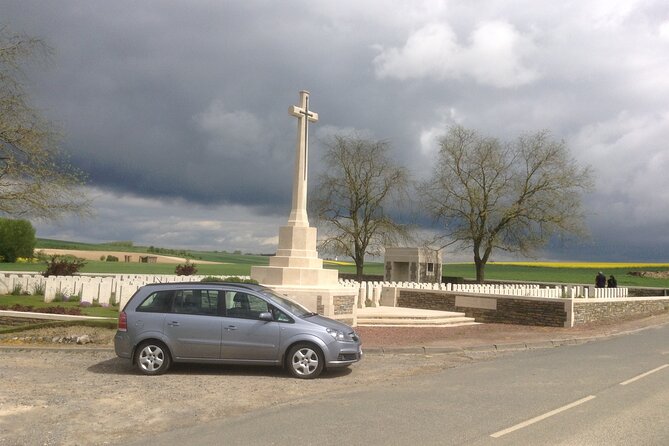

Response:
(595, 272), (617, 288)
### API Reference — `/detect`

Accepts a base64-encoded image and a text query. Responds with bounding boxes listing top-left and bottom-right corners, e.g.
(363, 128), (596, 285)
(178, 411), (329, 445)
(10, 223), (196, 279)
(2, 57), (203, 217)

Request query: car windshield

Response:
(260, 290), (314, 317)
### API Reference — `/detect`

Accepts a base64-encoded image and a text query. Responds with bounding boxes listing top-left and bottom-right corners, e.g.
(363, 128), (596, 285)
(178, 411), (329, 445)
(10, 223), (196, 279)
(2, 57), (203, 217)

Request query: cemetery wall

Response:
(397, 289), (669, 327)
(573, 298), (669, 324)
(397, 290), (569, 327)
(332, 294), (355, 326)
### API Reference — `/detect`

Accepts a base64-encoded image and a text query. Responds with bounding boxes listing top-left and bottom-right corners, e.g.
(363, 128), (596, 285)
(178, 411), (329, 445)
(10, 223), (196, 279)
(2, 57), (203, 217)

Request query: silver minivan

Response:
(114, 282), (362, 379)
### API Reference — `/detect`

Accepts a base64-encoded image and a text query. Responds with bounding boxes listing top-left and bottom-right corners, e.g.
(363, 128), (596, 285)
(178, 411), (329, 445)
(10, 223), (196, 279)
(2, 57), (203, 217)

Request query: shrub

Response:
(0, 218), (36, 263)
(68, 292), (81, 303)
(10, 283), (23, 296)
(106, 255), (119, 262)
(31, 281), (46, 296)
(175, 261), (198, 276)
(17, 257), (38, 263)
(53, 290), (69, 302)
(43, 255), (86, 277)
(200, 276), (225, 282)
(201, 276), (259, 284)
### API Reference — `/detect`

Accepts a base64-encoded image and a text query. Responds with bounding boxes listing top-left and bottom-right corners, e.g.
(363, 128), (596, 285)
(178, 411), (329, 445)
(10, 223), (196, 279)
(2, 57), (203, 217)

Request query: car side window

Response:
(173, 289), (219, 315)
(224, 292), (270, 320)
(136, 291), (174, 313)
(271, 307), (292, 323)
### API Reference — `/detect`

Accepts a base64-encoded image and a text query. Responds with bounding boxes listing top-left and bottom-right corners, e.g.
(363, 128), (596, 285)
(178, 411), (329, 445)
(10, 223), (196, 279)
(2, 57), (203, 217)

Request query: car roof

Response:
(142, 282), (268, 292)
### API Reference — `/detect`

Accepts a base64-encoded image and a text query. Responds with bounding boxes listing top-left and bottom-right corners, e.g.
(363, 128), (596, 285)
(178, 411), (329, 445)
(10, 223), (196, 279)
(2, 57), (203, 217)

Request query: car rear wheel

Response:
(135, 340), (171, 375)
(287, 343), (324, 379)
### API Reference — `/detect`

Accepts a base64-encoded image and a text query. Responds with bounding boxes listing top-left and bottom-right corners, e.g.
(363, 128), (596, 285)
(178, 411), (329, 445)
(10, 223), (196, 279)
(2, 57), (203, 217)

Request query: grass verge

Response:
(0, 295), (119, 318)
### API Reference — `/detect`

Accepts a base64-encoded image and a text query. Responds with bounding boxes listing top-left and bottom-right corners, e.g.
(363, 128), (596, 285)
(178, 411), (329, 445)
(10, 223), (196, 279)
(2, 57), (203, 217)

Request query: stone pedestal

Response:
(251, 225), (339, 286)
(250, 224), (357, 323)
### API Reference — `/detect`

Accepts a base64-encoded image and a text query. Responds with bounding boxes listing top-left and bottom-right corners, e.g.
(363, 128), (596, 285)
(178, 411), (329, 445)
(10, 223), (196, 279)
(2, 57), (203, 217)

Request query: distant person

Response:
(595, 272), (606, 288)
(607, 275), (617, 288)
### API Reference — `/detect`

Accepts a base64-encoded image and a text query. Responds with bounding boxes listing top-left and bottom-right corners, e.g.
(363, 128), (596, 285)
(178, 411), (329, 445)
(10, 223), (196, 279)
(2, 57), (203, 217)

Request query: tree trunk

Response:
(474, 259), (485, 283)
(355, 262), (364, 282)
(354, 241), (365, 281)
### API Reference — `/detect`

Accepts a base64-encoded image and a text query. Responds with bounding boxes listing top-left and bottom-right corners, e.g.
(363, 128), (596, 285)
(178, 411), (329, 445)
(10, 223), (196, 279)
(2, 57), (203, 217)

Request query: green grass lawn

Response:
(3, 260), (669, 288)
(0, 294), (119, 318)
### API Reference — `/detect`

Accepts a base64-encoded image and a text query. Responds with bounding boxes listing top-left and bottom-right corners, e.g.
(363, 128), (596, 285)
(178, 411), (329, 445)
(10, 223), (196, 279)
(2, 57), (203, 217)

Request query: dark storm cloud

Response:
(5, 1), (404, 211)
(5, 1), (669, 258)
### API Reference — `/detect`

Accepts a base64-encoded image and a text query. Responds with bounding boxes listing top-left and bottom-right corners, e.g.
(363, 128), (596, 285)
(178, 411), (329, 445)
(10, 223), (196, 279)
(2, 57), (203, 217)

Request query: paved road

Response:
(123, 323), (669, 446)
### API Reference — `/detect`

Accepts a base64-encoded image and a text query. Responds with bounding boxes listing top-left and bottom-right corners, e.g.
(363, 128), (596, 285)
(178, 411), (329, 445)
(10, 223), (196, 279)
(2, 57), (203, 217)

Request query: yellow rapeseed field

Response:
(490, 261), (669, 269)
(323, 260), (355, 266)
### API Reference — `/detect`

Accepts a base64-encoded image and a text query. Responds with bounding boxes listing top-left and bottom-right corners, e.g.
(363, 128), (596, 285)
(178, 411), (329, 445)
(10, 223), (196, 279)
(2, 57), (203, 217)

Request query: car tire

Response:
(287, 343), (324, 379)
(134, 340), (172, 375)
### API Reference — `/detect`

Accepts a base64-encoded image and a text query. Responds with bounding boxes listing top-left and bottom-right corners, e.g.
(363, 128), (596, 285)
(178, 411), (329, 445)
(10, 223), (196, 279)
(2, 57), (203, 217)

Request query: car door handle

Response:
(167, 321), (180, 327)
(224, 325), (238, 331)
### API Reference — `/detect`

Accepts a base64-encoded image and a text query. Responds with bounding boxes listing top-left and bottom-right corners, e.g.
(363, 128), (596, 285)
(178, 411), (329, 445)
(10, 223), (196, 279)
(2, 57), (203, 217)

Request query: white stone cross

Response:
(287, 90), (318, 227)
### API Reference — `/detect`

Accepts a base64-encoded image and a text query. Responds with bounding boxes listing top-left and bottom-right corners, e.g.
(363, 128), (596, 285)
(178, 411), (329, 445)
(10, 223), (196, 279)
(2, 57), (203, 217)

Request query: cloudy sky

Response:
(3, 0), (669, 261)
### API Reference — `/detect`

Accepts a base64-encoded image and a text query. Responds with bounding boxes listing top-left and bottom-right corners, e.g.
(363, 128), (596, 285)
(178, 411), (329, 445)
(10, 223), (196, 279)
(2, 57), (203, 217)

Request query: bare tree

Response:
(311, 135), (411, 279)
(420, 125), (593, 282)
(0, 26), (89, 220)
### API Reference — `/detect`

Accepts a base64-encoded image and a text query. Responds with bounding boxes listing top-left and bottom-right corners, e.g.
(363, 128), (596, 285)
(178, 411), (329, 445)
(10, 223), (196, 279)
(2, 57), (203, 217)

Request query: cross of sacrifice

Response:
(285, 90), (319, 227)
(289, 91), (318, 180)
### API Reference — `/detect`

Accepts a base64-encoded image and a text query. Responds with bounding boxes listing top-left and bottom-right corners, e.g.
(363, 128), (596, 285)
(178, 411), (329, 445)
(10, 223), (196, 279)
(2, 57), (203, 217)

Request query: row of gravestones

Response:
(0, 273), (630, 313)
(0, 273), (246, 310)
(339, 280), (629, 307)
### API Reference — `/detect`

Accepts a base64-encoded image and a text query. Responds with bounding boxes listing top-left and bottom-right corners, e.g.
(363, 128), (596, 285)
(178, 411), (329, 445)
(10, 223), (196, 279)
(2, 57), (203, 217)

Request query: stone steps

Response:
(356, 307), (478, 328)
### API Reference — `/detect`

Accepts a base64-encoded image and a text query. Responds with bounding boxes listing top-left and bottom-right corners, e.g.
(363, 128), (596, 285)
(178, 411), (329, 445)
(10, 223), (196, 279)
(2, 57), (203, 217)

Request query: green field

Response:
(33, 238), (271, 264)
(443, 263), (669, 288)
(0, 239), (664, 289)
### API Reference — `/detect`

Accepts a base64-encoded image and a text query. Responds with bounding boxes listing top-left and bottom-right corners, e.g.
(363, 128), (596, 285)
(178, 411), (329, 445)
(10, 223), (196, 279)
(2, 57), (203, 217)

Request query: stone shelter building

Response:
(384, 247), (442, 283)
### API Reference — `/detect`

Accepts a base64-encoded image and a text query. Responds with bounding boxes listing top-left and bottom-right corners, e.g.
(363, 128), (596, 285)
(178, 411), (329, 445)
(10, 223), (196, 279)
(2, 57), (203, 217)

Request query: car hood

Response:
(305, 314), (355, 333)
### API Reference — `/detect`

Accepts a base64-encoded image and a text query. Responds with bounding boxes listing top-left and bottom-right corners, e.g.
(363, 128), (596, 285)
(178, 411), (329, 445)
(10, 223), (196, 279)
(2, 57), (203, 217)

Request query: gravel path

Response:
(0, 347), (480, 446)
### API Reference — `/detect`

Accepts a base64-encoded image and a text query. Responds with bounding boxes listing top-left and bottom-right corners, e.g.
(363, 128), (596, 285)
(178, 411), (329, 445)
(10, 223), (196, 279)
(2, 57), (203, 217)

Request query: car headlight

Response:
(326, 328), (345, 341)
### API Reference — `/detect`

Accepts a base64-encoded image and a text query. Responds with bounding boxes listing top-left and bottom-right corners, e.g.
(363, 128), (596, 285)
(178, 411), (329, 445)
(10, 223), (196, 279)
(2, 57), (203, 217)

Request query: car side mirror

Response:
(258, 312), (273, 322)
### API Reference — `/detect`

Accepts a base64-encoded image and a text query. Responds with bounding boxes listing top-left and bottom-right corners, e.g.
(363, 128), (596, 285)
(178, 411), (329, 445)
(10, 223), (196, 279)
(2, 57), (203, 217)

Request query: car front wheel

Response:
(135, 340), (171, 375)
(287, 343), (324, 379)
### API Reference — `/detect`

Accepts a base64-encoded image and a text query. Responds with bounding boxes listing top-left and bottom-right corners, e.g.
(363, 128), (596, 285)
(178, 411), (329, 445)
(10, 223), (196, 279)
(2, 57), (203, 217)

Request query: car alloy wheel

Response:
(135, 341), (171, 375)
(288, 343), (324, 379)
